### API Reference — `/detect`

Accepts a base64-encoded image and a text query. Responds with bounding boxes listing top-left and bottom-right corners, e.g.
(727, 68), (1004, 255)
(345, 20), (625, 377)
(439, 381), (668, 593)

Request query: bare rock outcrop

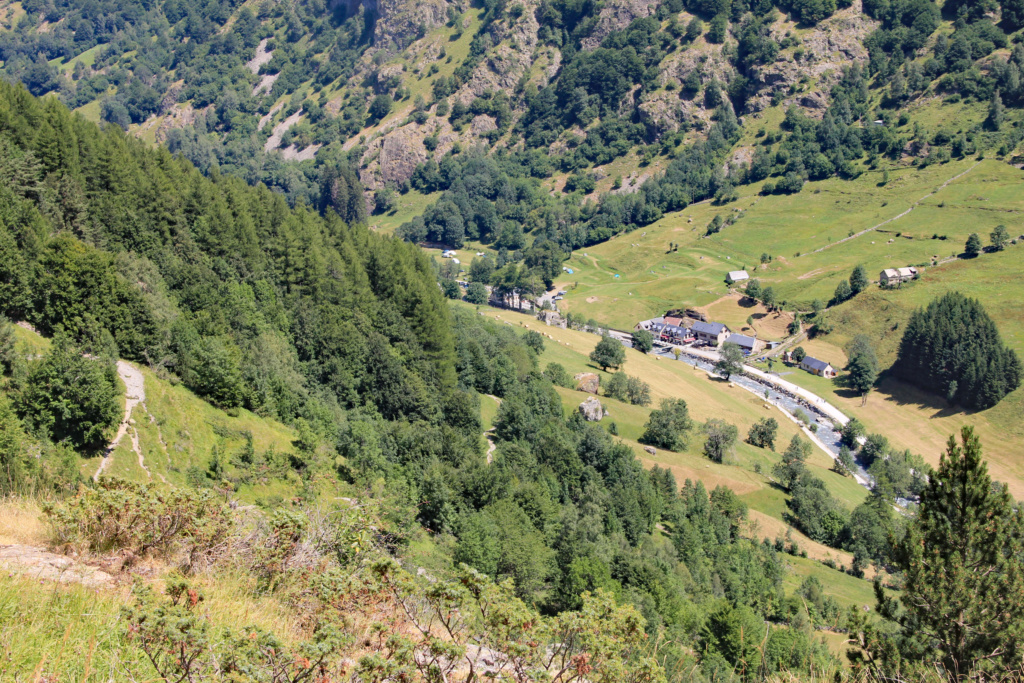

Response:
(745, 2), (876, 114)
(580, 0), (660, 50)
(575, 372), (600, 394)
(457, 0), (543, 101)
(359, 125), (430, 190)
(578, 396), (608, 421)
(0, 545), (112, 587)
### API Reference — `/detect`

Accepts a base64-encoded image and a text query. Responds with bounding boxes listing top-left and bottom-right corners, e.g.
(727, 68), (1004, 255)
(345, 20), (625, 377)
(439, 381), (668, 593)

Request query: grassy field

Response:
(557, 158), (1024, 331)
(0, 562), (309, 681)
(470, 304), (869, 570)
(551, 157), (1024, 498)
(371, 189), (443, 234)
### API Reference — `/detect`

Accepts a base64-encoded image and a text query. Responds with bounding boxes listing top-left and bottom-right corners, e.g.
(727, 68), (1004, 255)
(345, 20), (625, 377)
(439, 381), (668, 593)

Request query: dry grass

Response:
(745, 509), (855, 568)
(0, 497), (48, 546)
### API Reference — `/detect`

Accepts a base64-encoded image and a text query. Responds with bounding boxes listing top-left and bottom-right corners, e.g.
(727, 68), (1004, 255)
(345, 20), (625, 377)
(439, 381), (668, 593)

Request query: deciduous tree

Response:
(590, 334), (625, 371)
(640, 398), (693, 451)
(715, 342), (744, 380)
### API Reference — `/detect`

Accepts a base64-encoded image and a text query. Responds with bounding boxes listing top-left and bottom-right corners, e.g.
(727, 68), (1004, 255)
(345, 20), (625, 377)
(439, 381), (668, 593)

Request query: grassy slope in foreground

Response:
(466, 303), (869, 571)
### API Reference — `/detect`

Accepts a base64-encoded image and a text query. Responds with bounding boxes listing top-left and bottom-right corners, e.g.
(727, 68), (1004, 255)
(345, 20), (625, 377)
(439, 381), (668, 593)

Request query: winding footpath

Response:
(94, 361), (168, 483)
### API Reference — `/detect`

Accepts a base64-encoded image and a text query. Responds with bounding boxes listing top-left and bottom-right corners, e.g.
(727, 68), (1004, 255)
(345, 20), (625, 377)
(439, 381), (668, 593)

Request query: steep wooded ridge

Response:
(4, 0), (1024, 284)
(2, 0), (1024, 678)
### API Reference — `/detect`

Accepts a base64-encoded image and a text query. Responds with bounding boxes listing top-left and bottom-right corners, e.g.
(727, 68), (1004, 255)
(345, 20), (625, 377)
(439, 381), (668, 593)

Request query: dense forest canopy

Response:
(0, 80), (454, 435)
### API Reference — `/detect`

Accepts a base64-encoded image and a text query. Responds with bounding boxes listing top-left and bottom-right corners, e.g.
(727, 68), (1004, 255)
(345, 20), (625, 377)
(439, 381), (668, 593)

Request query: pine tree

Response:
(849, 264), (869, 294)
(876, 427), (1024, 680)
(893, 292), (1021, 409)
(985, 90), (1005, 131)
(846, 335), (879, 405)
(965, 233), (982, 257)
(990, 224), (1009, 251)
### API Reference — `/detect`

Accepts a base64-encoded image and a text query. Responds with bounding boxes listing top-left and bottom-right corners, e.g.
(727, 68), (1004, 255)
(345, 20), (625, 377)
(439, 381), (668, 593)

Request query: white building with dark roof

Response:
(692, 321), (730, 346)
(879, 267), (918, 287)
(800, 356), (836, 378)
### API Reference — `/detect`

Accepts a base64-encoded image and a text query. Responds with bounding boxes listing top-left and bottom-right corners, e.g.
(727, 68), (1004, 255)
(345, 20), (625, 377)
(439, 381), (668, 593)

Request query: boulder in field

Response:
(574, 372), (600, 394)
(578, 397), (606, 422)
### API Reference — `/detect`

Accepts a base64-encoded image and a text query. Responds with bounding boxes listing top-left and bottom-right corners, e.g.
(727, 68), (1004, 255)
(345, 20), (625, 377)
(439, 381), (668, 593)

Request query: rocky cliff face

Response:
(746, 1), (876, 114)
(345, 0), (876, 197)
(580, 0), (660, 49)
(335, 0), (455, 51)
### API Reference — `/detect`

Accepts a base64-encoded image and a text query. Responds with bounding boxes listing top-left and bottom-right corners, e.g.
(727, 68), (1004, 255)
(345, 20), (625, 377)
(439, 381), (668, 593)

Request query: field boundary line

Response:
(805, 161), (981, 256)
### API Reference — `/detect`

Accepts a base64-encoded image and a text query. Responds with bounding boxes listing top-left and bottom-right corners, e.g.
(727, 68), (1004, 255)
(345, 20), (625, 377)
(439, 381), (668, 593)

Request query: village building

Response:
(659, 323), (693, 344)
(727, 270), (749, 282)
(800, 356), (836, 378)
(724, 333), (763, 355)
(634, 317), (665, 332)
(879, 267), (918, 287)
(692, 321), (730, 346)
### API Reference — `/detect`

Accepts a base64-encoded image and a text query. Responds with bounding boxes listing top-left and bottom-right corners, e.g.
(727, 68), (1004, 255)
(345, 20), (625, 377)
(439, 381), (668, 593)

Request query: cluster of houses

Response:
(636, 310), (839, 378)
(635, 315), (767, 355)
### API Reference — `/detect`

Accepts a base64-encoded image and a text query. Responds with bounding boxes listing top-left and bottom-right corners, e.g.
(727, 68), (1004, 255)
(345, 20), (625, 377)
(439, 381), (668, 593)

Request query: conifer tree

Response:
(965, 233), (982, 257)
(849, 264), (869, 294)
(893, 292), (1021, 409)
(875, 427), (1024, 680)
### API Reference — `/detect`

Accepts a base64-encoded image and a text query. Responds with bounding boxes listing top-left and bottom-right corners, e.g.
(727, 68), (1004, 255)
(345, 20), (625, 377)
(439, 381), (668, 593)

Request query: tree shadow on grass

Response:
(739, 296), (759, 309)
(869, 372), (970, 420)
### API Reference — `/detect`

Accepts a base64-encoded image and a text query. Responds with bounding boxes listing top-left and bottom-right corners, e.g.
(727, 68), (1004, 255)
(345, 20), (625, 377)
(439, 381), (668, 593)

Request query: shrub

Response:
(747, 417), (778, 450)
(45, 478), (233, 571)
(124, 576), (346, 682)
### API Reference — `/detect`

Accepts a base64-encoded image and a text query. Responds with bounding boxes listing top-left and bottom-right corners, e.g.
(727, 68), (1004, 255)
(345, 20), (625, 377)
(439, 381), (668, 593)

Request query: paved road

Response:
(654, 345), (872, 487)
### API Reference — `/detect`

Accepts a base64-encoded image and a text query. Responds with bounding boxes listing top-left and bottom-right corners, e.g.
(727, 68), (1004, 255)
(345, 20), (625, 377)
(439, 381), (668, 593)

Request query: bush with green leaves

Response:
(124, 576), (347, 682)
(45, 478), (233, 571)
(357, 560), (666, 683)
(747, 417), (778, 450)
(19, 334), (120, 452)
(640, 398), (693, 451)
(542, 362), (574, 388)
(604, 373), (651, 406)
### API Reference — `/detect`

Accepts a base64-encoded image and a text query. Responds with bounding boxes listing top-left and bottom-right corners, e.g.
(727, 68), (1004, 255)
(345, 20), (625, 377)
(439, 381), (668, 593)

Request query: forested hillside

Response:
(2, 0), (1024, 677)
(5, 0), (1024, 274)
(0, 80), (847, 681)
